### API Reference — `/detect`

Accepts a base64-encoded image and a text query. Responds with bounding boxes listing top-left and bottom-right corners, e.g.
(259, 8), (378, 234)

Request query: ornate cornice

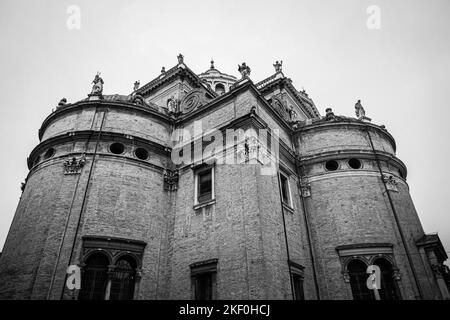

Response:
(293, 119), (397, 153)
(39, 100), (172, 141)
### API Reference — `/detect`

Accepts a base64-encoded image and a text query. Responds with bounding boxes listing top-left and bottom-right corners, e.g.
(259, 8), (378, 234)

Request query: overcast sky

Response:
(0, 0), (449, 264)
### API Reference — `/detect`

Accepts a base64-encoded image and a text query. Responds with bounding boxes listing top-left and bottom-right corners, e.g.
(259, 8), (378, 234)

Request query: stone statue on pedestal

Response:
(91, 72), (104, 95)
(355, 100), (365, 119)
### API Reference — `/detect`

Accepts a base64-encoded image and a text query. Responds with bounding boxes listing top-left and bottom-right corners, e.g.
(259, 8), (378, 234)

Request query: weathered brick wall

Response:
(0, 84), (443, 301)
(41, 105), (170, 145)
(296, 122), (439, 299)
(0, 160), (66, 299)
(297, 123), (396, 156)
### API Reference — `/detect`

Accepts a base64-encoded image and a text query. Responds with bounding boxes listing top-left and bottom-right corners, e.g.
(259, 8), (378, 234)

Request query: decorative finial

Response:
(58, 98), (67, 106)
(325, 108), (335, 121)
(133, 80), (140, 91)
(90, 72), (104, 95)
(273, 60), (283, 73)
(161, 66), (166, 74)
(210, 58), (215, 70)
(177, 53), (184, 64)
(238, 62), (251, 78)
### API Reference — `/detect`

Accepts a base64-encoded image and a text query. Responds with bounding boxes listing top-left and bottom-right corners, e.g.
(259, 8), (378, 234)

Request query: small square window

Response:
(195, 167), (214, 204)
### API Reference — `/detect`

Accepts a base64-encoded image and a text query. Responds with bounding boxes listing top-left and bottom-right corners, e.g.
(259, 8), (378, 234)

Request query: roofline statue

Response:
(273, 60), (283, 73)
(238, 62), (251, 78)
(90, 72), (104, 96)
(355, 99), (371, 122)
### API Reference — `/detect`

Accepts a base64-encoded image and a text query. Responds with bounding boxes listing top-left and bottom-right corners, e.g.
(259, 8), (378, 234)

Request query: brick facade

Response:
(0, 58), (447, 300)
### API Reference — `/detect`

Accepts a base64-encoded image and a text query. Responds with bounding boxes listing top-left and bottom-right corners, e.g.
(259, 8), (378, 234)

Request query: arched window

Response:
(79, 253), (109, 300)
(110, 256), (137, 300)
(373, 258), (400, 300)
(215, 83), (225, 95)
(348, 259), (374, 300)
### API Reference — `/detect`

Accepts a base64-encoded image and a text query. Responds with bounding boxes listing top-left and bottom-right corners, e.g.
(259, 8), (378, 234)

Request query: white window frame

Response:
(194, 166), (215, 205)
(279, 171), (293, 208)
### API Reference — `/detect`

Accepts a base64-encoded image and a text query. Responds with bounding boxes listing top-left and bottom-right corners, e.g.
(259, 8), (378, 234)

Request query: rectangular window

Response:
(292, 273), (305, 300)
(190, 259), (218, 300)
(195, 166), (214, 204)
(194, 273), (213, 300)
(289, 260), (305, 300)
(279, 172), (291, 206)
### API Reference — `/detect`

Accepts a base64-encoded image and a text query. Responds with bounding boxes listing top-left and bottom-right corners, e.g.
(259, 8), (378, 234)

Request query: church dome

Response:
(198, 60), (237, 95)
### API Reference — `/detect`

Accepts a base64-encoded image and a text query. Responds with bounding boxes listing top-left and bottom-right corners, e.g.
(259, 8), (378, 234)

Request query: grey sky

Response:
(0, 0), (449, 264)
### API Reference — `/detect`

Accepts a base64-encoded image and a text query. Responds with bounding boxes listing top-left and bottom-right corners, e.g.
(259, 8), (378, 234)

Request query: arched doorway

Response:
(348, 259), (374, 300)
(109, 256), (137, 300)
(78, 253), (109, 300)
(373, 258), (400, 300)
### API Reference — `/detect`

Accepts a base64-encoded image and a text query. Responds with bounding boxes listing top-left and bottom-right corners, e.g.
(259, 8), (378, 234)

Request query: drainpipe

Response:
(364, 124), (423, 299)
(294, 155), (321, 300)
(59, 107), (108, 299)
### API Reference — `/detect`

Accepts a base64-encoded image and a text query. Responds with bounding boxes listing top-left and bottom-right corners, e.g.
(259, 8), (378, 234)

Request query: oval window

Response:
(43, 148), (55, 159)
(110, 142), (125, 155)
(325, 160), (339, 171)
(348, 158), (362, 169)
(134, 147), (149, 160)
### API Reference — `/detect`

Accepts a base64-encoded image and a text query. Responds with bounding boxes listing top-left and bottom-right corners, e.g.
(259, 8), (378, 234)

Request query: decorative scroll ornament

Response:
(90, 72), (104, 95)
(179, 90), (207, 114)
(300, 177), (311, 197)
(64, 154), (86, 175)
(383, 174), (398, 192)
(163, 169), (179, 191)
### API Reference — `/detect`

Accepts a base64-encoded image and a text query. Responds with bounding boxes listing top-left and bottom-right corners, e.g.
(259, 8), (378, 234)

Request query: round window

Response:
(110, 142), (125, 155)
(43, 148), (55, 159)
(134, 147), (149, 160)
(348, 158), (362, 169)
(325, 160), (339, 171)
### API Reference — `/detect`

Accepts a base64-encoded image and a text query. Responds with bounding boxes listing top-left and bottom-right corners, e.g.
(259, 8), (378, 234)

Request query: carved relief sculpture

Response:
(163, 169), (179, 191)
(383, 174), (399, 192)
(64, 154), (86, 175)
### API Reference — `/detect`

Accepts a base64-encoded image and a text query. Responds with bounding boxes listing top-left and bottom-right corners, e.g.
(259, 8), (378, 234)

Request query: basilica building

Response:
(0, 55), (448, 300)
